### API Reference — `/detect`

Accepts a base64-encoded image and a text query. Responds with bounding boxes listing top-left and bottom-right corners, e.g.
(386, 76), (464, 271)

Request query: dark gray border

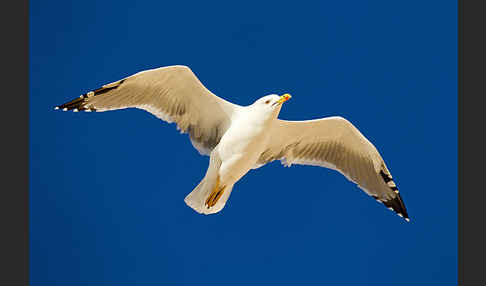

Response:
(0, 1), (29, 285)
(462, 0), (484, 285)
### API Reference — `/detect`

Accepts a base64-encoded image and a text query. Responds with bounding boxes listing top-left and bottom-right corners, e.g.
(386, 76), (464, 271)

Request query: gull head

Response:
(250, 93), (291, 117)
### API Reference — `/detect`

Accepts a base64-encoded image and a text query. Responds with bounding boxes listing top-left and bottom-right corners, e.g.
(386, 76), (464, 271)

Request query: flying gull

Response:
(55, 65), (410, 221)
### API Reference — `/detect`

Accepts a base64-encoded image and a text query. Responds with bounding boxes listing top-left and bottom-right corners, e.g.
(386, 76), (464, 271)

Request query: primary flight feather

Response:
(55, 65), (409, 221)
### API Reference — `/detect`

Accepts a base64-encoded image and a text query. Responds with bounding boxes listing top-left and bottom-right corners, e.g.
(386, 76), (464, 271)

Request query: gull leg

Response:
(205, 175), (226, 208)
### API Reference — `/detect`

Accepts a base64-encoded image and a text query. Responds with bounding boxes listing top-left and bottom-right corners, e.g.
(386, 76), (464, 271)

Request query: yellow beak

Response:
(276, 93), (292, 105)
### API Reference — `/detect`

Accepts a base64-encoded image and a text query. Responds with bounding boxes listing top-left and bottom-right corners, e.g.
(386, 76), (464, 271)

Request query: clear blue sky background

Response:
(30, 1), (457, 285)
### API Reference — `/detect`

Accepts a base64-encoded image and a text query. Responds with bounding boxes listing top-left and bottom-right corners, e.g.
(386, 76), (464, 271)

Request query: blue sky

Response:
(30, 1), (457, 285)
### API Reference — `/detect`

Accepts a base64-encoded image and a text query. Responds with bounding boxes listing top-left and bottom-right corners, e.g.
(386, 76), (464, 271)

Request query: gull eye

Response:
(265, 100), (270, 104)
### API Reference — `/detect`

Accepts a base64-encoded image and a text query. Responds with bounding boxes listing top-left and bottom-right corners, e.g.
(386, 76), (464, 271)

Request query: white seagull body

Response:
(56, 65), (409, 221)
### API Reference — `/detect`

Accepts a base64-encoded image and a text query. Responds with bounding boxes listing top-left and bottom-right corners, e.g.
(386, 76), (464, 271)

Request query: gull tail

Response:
(184, 154), (234, 215)
(184, 176), (234, 215)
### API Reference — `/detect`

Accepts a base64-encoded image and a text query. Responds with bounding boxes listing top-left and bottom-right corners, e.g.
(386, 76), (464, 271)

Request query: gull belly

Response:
(215, 110), (272, 186)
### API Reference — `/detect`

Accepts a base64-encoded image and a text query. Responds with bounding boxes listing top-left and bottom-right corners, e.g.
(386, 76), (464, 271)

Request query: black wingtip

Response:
(54, 79), (125, 112)
(376, 169), (411, 222)
(382, 193), (410, 222)
(55, 95), (89, 112)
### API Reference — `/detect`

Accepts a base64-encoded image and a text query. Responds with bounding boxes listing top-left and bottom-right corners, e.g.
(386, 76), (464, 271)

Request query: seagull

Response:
(55, 65), (409, 222)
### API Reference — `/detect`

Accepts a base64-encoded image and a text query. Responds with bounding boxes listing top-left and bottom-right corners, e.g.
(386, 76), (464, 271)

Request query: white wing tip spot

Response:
(62, 108), (67, 111)
(73, 108), (79, 112)
(397, 213), (403, 218)
(388, 207), (393, 211)
(85, 109), (91, 112)
(405, 218), (410, 222)
(54, 107), (59, 110)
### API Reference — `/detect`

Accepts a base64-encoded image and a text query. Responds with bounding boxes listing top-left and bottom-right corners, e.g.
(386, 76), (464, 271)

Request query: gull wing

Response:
(256, 116), (409, 221)
(56, 65), (239, 155)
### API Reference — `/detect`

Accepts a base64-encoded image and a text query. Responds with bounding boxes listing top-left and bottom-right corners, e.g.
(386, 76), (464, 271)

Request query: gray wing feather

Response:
(257, 116), (409, 221)
(56, 65), (239, 155)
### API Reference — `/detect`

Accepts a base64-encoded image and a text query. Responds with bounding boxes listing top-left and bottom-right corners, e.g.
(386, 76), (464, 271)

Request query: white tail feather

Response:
(184, 180), (234, 215)
(184, 152), (234, 215)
